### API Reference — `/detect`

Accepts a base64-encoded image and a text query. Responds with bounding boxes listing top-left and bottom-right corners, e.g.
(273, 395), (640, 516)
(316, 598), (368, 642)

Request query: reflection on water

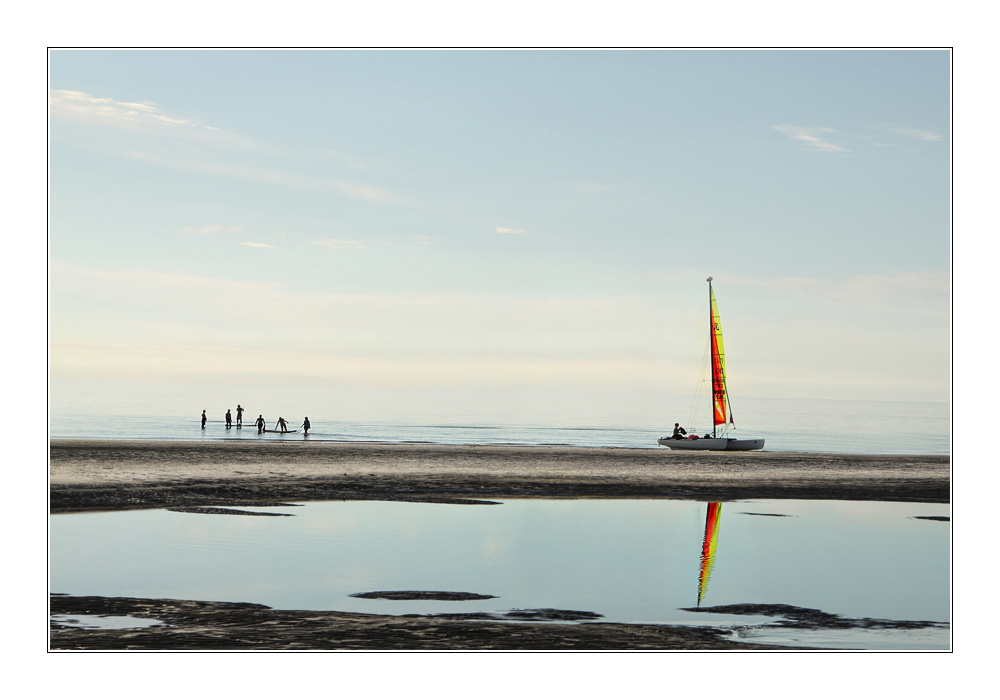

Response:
(699, 503), (723, 606)
(50, 499), (950, 650)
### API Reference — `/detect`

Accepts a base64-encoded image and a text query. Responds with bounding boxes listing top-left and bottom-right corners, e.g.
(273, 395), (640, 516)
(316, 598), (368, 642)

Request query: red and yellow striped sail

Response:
(710, 286), (729, 426)
(698, 502), (723, 606)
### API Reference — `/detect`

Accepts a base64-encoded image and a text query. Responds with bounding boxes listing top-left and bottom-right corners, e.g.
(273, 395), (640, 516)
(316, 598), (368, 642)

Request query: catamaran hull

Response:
(658, 438), (764, 451)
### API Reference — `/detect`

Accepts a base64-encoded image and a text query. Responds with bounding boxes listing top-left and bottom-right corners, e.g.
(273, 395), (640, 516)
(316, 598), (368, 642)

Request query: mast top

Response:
(706, 276), (713, 282)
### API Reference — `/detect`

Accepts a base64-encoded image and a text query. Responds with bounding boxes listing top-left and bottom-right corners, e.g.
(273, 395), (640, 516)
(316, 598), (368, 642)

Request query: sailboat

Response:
(658, 277), (765, 451)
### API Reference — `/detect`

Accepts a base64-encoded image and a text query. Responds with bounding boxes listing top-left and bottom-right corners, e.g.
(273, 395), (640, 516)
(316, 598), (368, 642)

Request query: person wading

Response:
(255, 415), (265, 433)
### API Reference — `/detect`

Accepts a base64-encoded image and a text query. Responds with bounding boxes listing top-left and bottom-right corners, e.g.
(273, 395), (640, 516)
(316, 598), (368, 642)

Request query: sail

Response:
(709, 286), (729, 426)
(697, 502), (723, 606)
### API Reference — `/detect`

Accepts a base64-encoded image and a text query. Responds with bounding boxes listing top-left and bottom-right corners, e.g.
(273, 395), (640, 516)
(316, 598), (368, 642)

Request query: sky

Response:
(48, 49), (950, 408)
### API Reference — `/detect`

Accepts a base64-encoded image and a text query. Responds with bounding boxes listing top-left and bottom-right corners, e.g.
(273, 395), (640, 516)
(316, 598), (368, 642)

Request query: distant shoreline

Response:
(50, 439), (951, 513)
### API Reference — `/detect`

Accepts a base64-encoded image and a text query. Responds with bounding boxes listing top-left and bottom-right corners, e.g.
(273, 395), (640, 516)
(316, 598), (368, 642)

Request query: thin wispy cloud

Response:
(238, 242), (277, 249)
(130, 151), (406, 202)
(51, 89), (409, 203)
(890, 127), (943, 141)
(495, 227), (528, 234)
(413, 235), (433, 245)
(182, 225), (244, 235)
(50, 89), (204, 129)
(50, 89), (266, 152)
(772, 125), (847, 152)
(313, 239), (369, 250)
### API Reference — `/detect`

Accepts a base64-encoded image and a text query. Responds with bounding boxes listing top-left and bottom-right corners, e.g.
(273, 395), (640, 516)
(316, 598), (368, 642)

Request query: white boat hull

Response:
(658, 437), (764, 451)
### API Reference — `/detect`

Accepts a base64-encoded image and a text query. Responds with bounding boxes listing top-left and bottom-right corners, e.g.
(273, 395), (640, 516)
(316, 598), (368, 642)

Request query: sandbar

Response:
(50, 439), (950, 513)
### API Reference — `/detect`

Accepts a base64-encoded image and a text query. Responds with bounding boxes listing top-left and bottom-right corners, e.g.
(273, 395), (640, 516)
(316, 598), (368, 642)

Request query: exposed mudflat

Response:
(49, 595), (812, 650)
(50, 440), (950, 513)
(349, 591), (498, 601)
(681, 604), (948, 631)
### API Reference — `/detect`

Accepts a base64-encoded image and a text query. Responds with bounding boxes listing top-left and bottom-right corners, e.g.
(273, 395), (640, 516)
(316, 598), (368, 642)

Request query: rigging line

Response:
(688, 333), (712, 433)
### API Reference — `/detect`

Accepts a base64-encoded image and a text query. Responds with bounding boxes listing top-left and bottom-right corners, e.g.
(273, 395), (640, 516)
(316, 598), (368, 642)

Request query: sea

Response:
(50, 381), (950, 455)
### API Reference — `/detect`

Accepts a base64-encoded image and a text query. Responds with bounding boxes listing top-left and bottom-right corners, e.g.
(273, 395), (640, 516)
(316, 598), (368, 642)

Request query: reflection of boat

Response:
(698, 502), (722, 606)
(659, 277), (764, 451)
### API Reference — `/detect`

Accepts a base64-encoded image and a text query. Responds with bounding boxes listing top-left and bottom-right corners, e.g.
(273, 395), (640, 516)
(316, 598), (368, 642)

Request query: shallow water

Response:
(50, 499), (951, 650)
(50, 381), (950, 454)
(50, 614), (164, 630)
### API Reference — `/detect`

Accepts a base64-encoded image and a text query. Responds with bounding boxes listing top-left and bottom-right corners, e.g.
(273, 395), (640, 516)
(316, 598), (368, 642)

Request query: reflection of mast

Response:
(698, 502), (723, 607)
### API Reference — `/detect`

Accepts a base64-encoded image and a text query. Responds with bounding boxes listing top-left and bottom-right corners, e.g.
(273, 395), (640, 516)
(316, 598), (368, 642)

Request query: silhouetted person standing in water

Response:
(255, 415), (265, 433)
(276, 417), (288, 432)
(301, 417), (310, 435)
(201, 411), (207, 429)
(225, 409), (232, 428)
(236, 405), (244, 428)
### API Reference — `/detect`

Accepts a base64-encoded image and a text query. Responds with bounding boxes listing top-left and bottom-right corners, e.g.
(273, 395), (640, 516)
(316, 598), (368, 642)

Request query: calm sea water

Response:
(50, 499), (951, 650)
(51, 381), (949, 454)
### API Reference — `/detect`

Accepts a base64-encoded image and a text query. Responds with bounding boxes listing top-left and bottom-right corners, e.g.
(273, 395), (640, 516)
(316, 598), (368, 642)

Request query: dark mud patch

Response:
(410, 608), (602, 622)
(166, 507), (294, 517)
(913, 515), (950, 521)
(683, 603), (948, 631)
(49, 594), (809, 650)
(351, 591), (497, 601)
(738, 512), (795, 517)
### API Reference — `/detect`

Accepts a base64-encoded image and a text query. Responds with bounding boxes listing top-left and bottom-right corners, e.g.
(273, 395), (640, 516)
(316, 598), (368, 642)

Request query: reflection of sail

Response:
(698, 502), (723, 606)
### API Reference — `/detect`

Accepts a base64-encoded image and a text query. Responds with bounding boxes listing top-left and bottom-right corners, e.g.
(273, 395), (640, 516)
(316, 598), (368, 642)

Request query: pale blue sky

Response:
(49, 49), (950, 403)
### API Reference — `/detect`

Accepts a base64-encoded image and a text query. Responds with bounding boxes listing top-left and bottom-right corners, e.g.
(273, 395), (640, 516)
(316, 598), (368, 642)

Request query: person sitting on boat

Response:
(672, 423), (687, 439)
(276, 417), (288, 432)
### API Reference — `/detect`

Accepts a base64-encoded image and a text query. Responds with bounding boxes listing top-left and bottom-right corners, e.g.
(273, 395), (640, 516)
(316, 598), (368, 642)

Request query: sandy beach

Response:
(50, 440), (950, 650)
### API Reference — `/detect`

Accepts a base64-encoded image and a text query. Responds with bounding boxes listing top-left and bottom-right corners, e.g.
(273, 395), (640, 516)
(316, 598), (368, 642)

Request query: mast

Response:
(709, 277), (715, 438)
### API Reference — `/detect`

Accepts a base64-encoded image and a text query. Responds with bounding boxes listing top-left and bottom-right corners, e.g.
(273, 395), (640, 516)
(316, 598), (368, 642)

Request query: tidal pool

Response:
(50, 499), (950, 650)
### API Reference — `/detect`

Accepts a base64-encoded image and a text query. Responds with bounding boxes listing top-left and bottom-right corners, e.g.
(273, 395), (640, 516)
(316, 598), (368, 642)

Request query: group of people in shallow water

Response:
(669, 423), (712, 440)
(200, 405), (311, 435)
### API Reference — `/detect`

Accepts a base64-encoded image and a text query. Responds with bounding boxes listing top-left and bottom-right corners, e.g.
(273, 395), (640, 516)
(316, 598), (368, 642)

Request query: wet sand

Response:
(50, 439), (949, 512)
(49, 440), (949, 650)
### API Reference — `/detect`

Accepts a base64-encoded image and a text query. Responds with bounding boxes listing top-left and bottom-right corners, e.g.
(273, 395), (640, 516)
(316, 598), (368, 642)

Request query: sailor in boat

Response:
(672, 423), (687, 440)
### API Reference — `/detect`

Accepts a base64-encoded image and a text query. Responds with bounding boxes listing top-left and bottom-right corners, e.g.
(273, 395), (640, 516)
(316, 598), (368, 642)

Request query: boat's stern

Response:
(724, 439), (765, 451)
